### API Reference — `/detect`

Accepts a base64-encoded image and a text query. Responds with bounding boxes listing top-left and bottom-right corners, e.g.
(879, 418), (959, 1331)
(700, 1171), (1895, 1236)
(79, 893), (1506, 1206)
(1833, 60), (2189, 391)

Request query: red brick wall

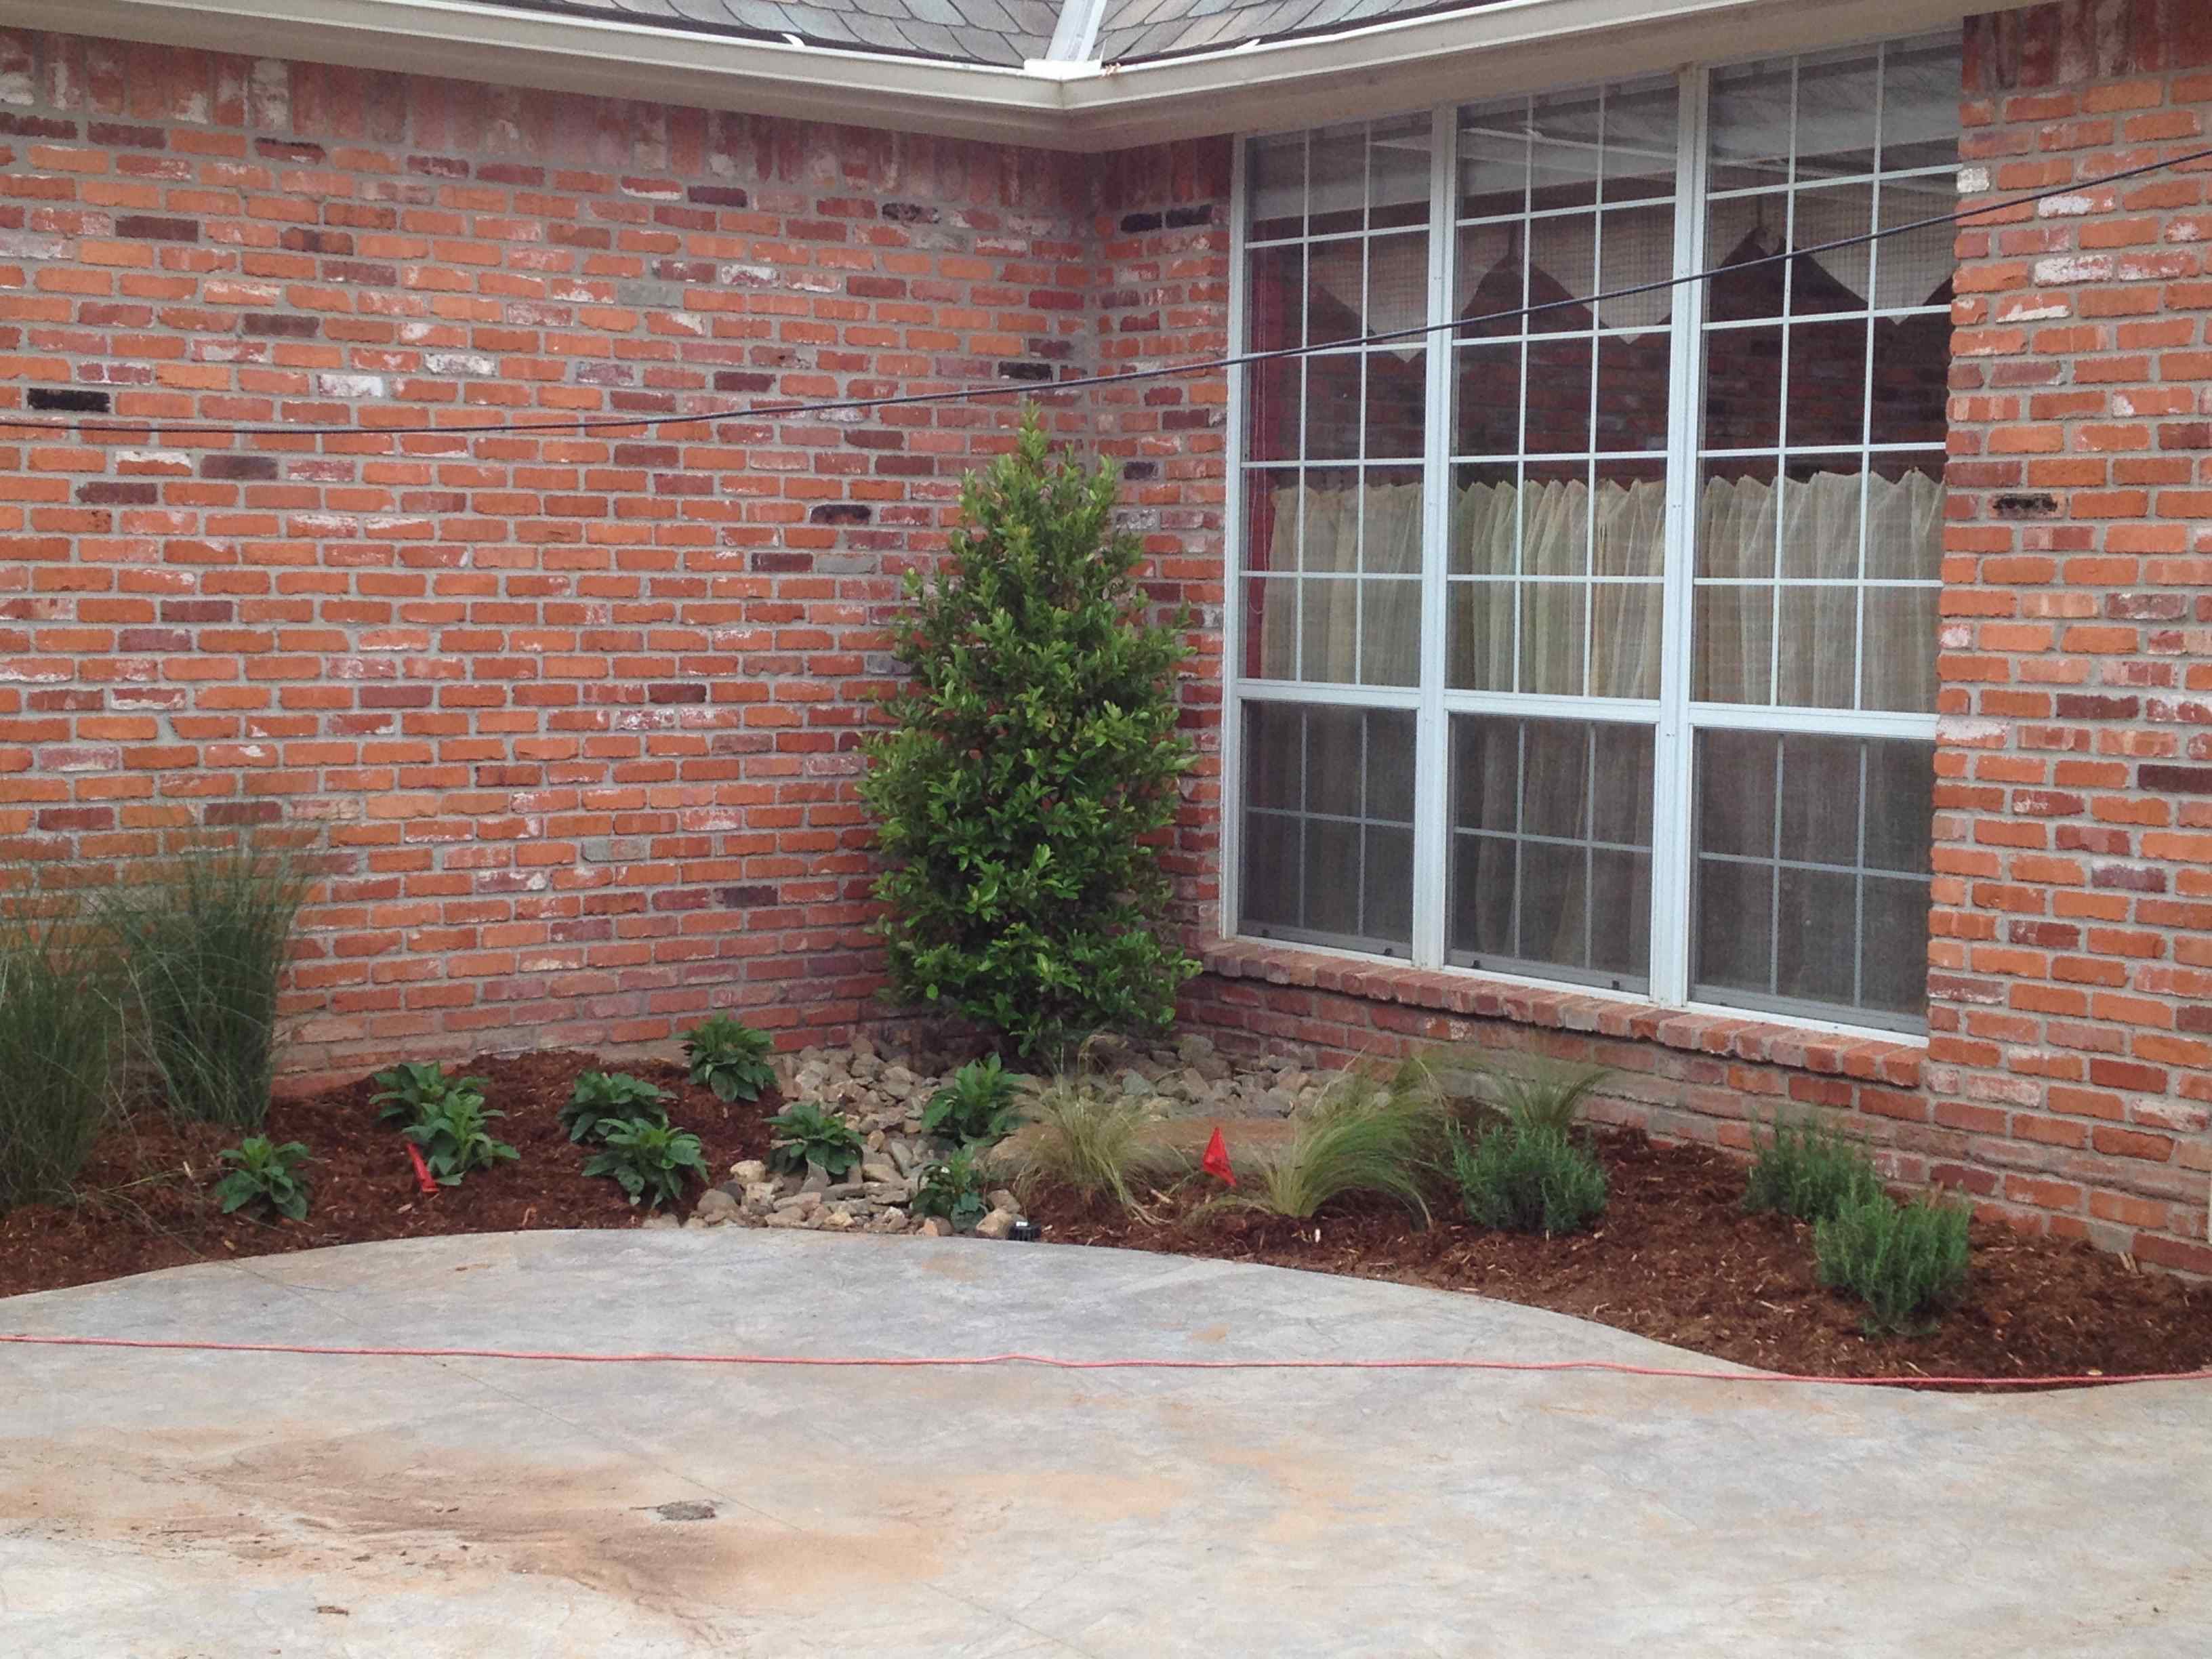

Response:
(1935, 0), (2212, 1272)
(0, 26), (1134, 1079)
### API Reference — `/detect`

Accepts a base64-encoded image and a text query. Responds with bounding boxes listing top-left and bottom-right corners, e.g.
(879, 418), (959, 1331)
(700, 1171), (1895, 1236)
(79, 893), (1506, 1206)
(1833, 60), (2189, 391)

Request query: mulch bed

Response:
(0, 1050), (775, 1302)
(4, 1052), (2208, 1388)
(1044, 1130), (2212, 1387)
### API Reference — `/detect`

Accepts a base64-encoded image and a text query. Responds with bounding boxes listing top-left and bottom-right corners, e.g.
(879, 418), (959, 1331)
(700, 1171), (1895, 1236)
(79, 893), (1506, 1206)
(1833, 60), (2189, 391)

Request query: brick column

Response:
(1937, 1), (2212, 1270)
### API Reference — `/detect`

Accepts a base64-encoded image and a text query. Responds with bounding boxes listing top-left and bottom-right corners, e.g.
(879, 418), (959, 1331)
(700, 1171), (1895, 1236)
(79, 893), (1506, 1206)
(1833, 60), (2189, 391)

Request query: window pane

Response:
(1448, 716), (1654, 990)
(1240, 703), (1416, 954)
(1692, 730), (1933, 1028)
(1696, 37), (1957, 715)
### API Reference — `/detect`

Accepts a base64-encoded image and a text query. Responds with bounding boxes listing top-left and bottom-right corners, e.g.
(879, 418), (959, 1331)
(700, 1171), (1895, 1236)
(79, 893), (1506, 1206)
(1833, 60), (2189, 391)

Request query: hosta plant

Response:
(584, 1119), (710, 1212)
(857, 413), (1200, 1057)
(682, 1015), (777, 1104)
(212, 1136), (312, 1222)
(403, 1094), (518, 1186)
(922, 1054), (1023, 1149)
(371, 1061), (489, 1126)
(560, 1071), (671, 1144)
(763, 1100), (863, 1179)
(912, 1147), (993, 1233)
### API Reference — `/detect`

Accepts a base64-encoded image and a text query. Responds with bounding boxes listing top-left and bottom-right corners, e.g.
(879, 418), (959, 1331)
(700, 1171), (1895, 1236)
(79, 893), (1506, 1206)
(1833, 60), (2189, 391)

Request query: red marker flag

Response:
(1201, 1126), (1237, 1187)
(405, 1140), (439, 1195)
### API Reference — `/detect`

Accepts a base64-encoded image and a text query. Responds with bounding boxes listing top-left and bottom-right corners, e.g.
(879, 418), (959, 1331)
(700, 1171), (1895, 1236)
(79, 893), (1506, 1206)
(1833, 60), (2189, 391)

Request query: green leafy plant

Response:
(1221, 1061), (1447, 1223)
(1742, 1113), (1888, 1224)
(682, 1014), (777, 1103)
(559, 1071), (671, 1144)
(1450, 1118), (1609, 1237)
(922, 1055), (1024, 1149)
(1472, 1058), (1612, 1136)
(583, 1119), (708, 1211)
(857, 414), (1200, 1057)
(912, 1147), (994, 1233)
(212, 1136), (312, 1221)
(764, 1100), (863, 1179)
(96, 839), (309, 1128)
(1815, 1194), (1971, 1334)
(403, 1094), (518, 1186)
(0, 895), (119, 1212)
(371, 1061), (488, 1126)
(1000, 1075), (1174, 1212)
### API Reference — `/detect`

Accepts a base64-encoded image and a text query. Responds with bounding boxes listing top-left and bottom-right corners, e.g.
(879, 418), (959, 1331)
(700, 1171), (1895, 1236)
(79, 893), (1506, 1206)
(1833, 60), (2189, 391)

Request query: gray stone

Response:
(917, 1216), (953, 1237)
(973, 1210), (1015, 1240)
(860, 1160), (899, 1185)
(1176, 1031), (1216, 1063)
(640, 1214), (680, 1230)
(693, 1189), (740, 1227)
(987, 1189), (1020, 1215)
(728, 1159), (768, 1186)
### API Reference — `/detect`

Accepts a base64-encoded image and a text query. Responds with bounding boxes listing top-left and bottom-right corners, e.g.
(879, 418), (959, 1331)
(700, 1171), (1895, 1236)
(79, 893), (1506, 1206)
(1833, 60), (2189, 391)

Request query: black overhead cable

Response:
(3, 144), (2208, 442)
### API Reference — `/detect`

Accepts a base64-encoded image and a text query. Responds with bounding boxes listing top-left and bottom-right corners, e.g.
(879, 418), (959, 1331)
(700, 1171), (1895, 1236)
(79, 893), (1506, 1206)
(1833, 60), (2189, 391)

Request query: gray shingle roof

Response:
(476, 0), (1492, 68)
(478, 0), (1053, 67)
(1094, 0), (1500, 64)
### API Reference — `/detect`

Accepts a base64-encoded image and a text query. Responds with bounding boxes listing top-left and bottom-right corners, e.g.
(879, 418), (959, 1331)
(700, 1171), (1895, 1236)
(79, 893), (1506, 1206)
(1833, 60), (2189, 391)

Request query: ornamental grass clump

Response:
(97, 839), (308, 1130)
(1002, 1076), (1171, 1213)
(1816, 1193), (1971, 1334)
(1224, 1060), (1447, 1224)
(857, 413), (1199, 1057)
(1742, 1113), (1887, 1224)
(0, 895), (119, 1212)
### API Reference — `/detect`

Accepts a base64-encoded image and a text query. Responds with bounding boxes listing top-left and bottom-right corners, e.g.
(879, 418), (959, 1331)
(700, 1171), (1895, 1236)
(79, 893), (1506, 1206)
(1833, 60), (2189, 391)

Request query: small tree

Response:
(859, 415), (1199, 1056)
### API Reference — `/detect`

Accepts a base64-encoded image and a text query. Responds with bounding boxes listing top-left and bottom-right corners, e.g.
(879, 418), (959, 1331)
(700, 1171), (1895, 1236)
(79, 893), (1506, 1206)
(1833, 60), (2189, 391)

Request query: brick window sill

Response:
(1200, 939), (1926, 1090)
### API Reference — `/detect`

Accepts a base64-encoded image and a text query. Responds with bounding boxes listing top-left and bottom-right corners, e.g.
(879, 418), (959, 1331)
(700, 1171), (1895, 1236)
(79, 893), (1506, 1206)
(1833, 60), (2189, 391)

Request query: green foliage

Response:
(583, 1119), (708, 1211)
(1451, 1119), (1609, 1237)
(1742, 1114), (1888, 1224)
(682, 1015), (777, 1103)
(403, 1094), (518, 1186)
(1473, 1058), (1612, 1136)
(560, 1071), (671, 1144)
(1816, 1194), (1971, 1334)
(1001, 1076), (1171, 1212)
(371, 1061), (488, 1127)
(1223, 1061), (1447, 1223)
(764, 1100), (863, 1179)
(96, 840), (308, 1128)
(922, 1055), (1023, 1149)
(212, 1136), (312, 1221)
(912, 1147), (994, 1233)
(0, 895), (119, 1212)
(857, 415), (1200, 1057)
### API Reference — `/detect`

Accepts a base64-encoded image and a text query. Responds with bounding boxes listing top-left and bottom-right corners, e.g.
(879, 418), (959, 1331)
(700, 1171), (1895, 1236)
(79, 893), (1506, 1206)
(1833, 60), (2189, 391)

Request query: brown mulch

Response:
(0, 1050), (777, 1302)
(5, 1057), (2209, 1387)
(1042, 1130), (2212, 1386)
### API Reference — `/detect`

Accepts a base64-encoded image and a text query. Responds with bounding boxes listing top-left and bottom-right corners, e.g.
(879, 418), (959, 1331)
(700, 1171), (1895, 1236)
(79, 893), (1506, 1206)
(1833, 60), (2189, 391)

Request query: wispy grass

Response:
(1219, 1057), (1446, 1223)
(1002, 1076), (1178, 1212)
(0, 893), (120, 1211)
(98, 840), (309, 1130)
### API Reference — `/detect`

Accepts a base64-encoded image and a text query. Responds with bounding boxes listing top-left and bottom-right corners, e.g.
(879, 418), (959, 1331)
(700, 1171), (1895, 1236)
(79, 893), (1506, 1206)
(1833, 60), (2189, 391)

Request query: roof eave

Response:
(12, 0), (2017, 152)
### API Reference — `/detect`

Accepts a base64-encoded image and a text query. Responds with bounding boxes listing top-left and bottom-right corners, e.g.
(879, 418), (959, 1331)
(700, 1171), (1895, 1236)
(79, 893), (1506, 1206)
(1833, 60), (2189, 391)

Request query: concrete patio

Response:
(1, 1229), (2205, 1656)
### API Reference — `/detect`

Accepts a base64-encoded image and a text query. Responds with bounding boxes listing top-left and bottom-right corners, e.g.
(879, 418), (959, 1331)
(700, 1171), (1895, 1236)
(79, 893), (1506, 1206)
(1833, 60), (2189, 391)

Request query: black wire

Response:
(6, 143), (2208, 441)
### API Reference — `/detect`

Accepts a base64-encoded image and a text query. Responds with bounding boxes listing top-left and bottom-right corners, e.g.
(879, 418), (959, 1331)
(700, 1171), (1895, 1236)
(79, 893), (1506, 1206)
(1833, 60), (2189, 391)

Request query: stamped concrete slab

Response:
(1, 1229), (2207, 1657)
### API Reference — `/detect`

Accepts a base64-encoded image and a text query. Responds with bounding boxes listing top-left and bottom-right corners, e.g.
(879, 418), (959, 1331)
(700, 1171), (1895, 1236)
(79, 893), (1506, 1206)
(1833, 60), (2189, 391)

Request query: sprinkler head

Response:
(1008, 1219), (1042, 1242)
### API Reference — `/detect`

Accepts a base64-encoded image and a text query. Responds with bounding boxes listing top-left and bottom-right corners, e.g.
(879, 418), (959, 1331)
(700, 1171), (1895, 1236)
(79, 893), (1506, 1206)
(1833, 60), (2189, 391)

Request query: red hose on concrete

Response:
(2, 1331), (2205, 1390)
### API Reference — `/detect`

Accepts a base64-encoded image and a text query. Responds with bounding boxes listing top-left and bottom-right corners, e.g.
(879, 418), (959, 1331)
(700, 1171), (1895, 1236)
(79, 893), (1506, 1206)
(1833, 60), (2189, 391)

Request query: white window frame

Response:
(1221, 41), (1948, 1042)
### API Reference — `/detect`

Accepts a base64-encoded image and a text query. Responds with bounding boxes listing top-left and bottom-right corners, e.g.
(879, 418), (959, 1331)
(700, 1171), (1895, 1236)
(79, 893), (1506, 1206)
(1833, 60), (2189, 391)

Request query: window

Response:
(1230, 35), (1955, 1033)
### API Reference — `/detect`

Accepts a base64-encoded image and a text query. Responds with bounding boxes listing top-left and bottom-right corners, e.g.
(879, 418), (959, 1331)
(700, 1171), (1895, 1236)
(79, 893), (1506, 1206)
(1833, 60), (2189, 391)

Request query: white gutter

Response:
(3, 0), (2026, 150)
